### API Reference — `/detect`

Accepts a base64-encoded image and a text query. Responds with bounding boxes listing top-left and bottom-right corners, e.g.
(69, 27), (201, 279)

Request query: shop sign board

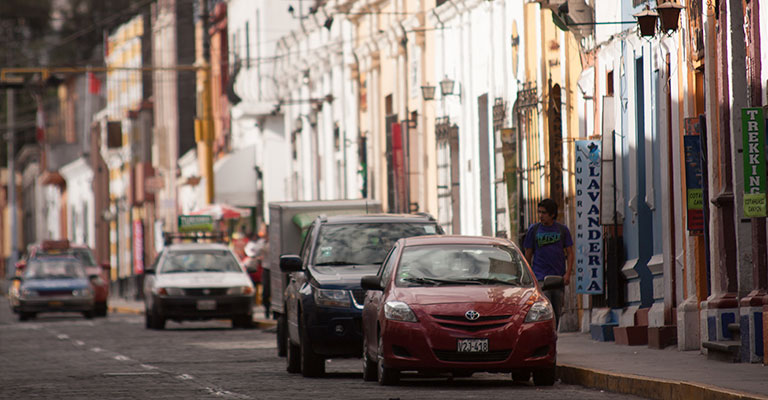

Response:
(683, 118), (704, 234)
(574, 140), (603, 295)
(742, 108), (766, 217)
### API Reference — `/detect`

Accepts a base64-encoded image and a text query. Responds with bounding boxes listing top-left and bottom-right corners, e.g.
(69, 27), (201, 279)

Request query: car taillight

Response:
(157, 288), (168, 295)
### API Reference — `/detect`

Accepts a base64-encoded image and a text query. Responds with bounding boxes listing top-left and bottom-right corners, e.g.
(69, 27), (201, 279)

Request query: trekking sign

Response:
(742, 108), (766, 217)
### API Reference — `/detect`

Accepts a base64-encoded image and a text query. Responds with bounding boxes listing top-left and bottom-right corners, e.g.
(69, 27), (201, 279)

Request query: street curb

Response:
(558, 363), (768, 400)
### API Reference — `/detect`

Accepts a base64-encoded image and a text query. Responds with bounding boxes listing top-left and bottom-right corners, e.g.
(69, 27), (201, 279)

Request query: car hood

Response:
(310, 265), (379, 288)
(155, 272), (252, 288)
(23, 278), (90, 291)
(395, 286), (536, 307)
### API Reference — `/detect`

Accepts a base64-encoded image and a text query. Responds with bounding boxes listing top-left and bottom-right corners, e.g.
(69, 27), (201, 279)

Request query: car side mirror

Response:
(541, 275), (564, 291)
(360, 275), (383, 291)
(280, 255), (303, 273)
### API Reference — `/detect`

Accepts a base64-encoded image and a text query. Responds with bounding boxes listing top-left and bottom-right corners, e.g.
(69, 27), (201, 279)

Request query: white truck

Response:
(267, 200), (382, 356)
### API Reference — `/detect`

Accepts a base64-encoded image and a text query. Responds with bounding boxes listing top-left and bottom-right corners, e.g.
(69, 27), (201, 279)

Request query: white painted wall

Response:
(59, 158), (95, 248)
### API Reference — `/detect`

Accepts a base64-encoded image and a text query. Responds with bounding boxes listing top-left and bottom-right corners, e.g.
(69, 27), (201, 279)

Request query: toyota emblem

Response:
(465, 310), (480, 321)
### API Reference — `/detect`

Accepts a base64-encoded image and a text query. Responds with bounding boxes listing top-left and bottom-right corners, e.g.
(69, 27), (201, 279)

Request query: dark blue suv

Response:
(279, 213), (442, 377)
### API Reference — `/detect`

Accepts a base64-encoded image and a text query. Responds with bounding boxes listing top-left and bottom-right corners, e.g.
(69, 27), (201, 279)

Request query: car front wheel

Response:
(362, 332), (377, 381)
(532, 365), (556, 386)
(149, 305), (165, 330)
(277, 312), (287, 357)
(377, 334), (399, 386)
(95, 301), (108, 317)
(300, 321), (325, 377)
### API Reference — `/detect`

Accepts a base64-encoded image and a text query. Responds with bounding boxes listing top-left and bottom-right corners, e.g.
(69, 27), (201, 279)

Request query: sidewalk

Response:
(557, 332), (768, 400)
(107, 299), (768, 399)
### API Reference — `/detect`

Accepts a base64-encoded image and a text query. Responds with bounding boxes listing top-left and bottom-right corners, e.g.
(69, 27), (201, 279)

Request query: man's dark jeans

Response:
(538, 279), (564, 330)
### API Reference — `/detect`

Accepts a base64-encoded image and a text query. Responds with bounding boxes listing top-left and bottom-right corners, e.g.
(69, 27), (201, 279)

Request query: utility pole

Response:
(6, 86), (18, 274)
(196, 0), (215, 204)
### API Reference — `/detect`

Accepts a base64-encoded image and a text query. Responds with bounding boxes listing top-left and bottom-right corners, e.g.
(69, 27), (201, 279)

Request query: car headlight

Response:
(20, 288), (37, 298)
(313, 288), (350, 308)
(227, 286), (254, 295)
(525, 299), (554, 323)
(72, 288), (92, 297)
(156, 287), (184, 296)
(384, 301), (418, 322)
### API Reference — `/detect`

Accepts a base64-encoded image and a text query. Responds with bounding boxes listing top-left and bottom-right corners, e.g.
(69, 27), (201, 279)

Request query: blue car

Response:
(11, 257), (96, 321)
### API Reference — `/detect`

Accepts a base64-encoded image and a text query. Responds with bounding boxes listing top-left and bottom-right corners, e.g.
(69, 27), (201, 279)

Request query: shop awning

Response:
(214, 144), (258, 207)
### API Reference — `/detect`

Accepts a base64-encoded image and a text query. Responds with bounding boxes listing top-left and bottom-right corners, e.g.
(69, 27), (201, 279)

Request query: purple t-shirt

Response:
(523, 222), (573, 281)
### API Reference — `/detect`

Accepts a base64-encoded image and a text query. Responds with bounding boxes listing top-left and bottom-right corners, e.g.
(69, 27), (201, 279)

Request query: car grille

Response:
(437, 322), (507, 332)
(430, 314), (512, 332)
(432, 349), (512, 363)
(183, 288), (228, 296)
(38, 290), (74, 297)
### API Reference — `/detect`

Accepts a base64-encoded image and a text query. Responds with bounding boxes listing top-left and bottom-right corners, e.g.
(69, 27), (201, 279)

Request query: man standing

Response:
(523, 198), (574, 328)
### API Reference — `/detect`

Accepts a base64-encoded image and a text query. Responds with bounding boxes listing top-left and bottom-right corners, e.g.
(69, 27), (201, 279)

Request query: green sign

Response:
(742, 107), (766, 217)
(178, 215), (214, 232)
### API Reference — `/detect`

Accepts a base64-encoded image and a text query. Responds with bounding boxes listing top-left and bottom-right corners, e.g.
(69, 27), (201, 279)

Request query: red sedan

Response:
(360, 235), (563, 386)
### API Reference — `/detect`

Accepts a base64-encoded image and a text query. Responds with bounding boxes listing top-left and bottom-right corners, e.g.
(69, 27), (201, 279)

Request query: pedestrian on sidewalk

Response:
(523, 198), (574, 329)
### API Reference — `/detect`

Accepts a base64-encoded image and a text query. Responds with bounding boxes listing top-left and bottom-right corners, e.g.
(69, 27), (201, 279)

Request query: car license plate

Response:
(197, 300), (216, 310)
(457, 338), (488, 353)
(48, 301), (63, 308)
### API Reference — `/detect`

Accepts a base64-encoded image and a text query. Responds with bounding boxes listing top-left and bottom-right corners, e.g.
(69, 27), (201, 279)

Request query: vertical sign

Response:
(133, 220), (144, 274)
(742, 108), (766, 217)
(683, 118), (704, 234)
(391, 122), (407, 213)
(575, 141), (603, 294)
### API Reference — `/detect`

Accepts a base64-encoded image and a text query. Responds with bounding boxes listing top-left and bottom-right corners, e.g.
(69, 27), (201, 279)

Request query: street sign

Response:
(178, 215), (214, 232)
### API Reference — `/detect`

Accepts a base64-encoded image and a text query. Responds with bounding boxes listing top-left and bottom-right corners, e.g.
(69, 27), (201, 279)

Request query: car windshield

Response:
(159, 250), (242, 273)
(395, 244), (534, 287)
(313, 223), (439, 266)
(35, 248), (96, 265)
(23, 260), (86, 279)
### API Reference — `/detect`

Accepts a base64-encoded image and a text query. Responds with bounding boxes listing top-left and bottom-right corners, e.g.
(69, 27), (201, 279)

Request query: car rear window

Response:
(24, 260), (86, 279)
(159, 250), (242, 273)
(313, 223), (439, 266)
(35, 248), (96, 265)
(395, 244), (534, 287)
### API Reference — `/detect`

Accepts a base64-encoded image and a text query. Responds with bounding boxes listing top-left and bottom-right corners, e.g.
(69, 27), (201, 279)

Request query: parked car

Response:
(267, 199), (383, 358)
(143, 242), (255, 330)
(360, 235), (563, 386)
(15, 240), (111, 316)
(11, 256), (96, 321)
(279, 213), (443, 377)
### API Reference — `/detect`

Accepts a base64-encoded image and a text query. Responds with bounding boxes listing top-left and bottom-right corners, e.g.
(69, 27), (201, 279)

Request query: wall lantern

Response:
(656, 1), (684, 34)
(440, 77), (455, 96)
(308, 111), (318, 126)
(295, 116), (303, 132)
(633, 7), (659, 37)
(421, 85), (436, 101)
